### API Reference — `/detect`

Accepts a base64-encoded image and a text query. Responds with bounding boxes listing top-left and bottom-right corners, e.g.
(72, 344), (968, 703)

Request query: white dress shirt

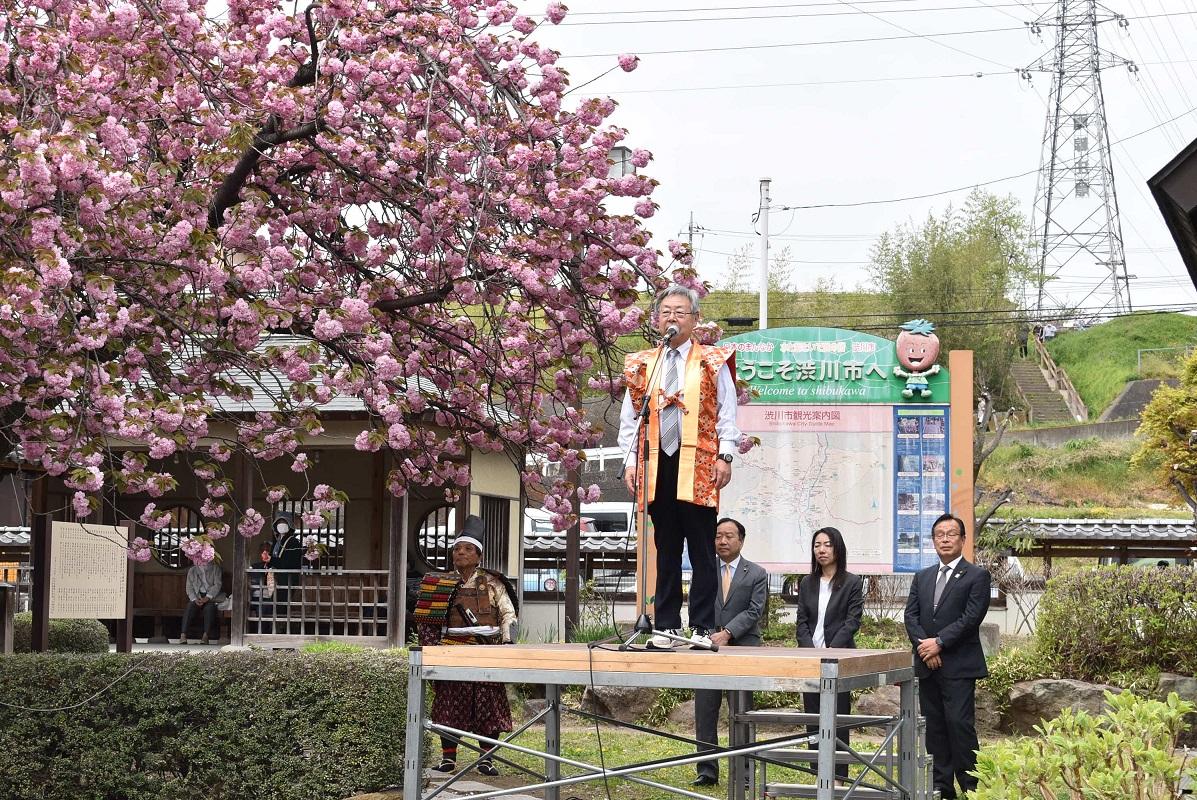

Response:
(812, 576), (833, 648)
(618, 338), (741, 467)
(719, 555), (742, 600)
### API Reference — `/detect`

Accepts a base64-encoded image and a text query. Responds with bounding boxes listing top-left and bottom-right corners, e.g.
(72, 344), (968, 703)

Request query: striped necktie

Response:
(660, 348), (681, 455)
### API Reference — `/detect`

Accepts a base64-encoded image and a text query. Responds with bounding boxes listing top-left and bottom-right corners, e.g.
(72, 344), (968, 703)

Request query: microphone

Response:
(663, 324), (679, 341)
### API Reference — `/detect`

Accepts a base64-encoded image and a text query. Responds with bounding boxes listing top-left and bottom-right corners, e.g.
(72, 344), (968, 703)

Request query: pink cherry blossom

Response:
(127, 537), (153, 563)
(618, 54), (640, 73)
(0, 0), (674, 562)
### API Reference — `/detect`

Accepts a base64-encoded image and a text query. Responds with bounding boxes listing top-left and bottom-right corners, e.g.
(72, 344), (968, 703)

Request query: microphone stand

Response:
(588, 325), (717, 653)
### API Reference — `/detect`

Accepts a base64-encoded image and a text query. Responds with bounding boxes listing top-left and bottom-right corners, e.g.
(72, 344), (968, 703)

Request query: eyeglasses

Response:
(658, 309), (696, 319)
(932, 531), (963, 541)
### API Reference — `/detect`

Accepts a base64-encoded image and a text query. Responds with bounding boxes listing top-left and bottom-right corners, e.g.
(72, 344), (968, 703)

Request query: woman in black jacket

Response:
(795, 526), (864, 780)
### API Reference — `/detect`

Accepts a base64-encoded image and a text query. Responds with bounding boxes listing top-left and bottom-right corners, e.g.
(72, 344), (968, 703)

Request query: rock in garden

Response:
(974, 686), (1001, 736)
(667, 698), (697, 727)
(580, 685), (659, 723)
(855, 685), (900, 718)
(1156, 673), (1197, 745)
(1004, 679), (1120, 734)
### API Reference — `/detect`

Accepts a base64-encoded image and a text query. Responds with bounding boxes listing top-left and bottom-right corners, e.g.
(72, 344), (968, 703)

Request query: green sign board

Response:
(721, 327), (951, 404)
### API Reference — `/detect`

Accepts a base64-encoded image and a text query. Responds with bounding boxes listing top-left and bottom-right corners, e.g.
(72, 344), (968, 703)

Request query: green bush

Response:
(299, 641), (370, 654)
(855, 615), (908, 650)
(11, 611), (110, 653)
(761, 593), (792, 641)
(0, 651), (408, 799)
(978, 646), (1056, 715)
(972, 690), (1195, 800)
(1035, 566), (1197, 682)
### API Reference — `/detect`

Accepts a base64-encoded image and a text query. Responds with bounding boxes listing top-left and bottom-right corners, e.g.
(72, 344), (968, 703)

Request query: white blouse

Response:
(811, 576), (833, 648)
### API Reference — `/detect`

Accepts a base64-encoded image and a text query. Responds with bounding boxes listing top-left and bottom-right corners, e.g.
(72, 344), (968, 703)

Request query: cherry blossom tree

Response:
(0, 0), (691, 561)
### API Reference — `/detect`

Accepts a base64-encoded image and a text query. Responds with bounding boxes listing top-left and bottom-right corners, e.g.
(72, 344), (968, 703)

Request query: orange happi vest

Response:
(624, 340), (736, 508)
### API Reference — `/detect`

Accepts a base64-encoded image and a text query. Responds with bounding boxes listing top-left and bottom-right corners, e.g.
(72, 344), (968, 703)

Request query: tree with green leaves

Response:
(1133, 350), (1197, 518)
(715, 244), (796, 293)
(868, 190), (1033, 403)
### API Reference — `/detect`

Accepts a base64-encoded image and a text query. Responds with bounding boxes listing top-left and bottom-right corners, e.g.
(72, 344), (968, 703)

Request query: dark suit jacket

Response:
(714, 557), (768, 645)
(904, 558), (990, 679)
(795, 571), (864, 649)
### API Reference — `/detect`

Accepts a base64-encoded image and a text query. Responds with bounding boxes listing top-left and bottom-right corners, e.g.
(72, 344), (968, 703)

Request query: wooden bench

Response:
(133, 572), (231, 643)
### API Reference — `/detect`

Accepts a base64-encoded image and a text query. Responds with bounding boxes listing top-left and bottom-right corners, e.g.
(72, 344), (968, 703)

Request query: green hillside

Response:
(1045, 312), (1197, 416)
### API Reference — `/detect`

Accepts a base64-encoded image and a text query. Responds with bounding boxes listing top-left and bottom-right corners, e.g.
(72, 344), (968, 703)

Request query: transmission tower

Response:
(1024, 0), (1137, 317)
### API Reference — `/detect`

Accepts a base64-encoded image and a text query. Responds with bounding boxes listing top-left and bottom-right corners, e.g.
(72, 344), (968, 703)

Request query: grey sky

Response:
(526, 0), (1197, 318)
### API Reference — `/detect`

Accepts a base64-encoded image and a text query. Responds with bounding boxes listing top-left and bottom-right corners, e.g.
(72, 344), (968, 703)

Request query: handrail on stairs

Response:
(1031, 336), (1088, 422)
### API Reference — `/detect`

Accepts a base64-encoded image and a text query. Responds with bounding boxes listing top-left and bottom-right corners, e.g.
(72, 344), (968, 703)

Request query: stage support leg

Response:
(899, 675), (921, 798)
(728, 689), (751, 800)
(817, 661), (838, 800)
(545, 684), (560, 800)
(405, 648), (427, 800)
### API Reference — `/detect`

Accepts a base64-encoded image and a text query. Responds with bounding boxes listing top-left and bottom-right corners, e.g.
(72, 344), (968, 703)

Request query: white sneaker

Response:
(689, 630), (714, 649)
(648, 629), (683, 648)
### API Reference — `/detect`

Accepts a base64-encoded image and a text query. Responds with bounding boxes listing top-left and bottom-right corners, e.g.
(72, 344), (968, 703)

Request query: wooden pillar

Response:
(0, 582), (15, 654)
(29, 513), (50, 652)
(387, 494), (408, 648)
(948, 350), (976, 559)
(370, 451), (385, 568)
(564, 465), (581, 642)
(113, 521), (134, 653)
(231, 456), (252, 646)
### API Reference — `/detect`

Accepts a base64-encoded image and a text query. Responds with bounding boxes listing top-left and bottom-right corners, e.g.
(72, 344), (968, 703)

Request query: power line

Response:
(567, 0), (1049, 14)
(563, 24), (1023, 59)
(586, 58), (1197, 96)
(561, 11), (1197, 59)
(562, 3), (1046, 25)
(778, 169), (1039, 210)
(761, 102), (1197, 211)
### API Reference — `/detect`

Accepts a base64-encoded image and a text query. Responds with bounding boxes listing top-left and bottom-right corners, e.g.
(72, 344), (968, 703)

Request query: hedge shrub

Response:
(971, 690), (1195, 800)
(11, 611), (110, 654)
(0, 651), (408, 800)
(1035, 566), (1197, 682)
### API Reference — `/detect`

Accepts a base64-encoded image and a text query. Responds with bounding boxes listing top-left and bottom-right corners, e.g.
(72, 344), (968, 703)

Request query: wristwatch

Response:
(717, 453), (733, 464)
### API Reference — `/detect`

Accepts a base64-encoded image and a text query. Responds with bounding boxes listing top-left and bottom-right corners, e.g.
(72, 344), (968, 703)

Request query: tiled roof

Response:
(0, 526), (30, 547)
(523, 533), (637, 553)
(1020, 518), (1197, 542)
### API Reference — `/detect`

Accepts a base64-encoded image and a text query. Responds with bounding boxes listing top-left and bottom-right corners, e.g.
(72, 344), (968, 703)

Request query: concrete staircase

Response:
(1010, 358), (1077, 424)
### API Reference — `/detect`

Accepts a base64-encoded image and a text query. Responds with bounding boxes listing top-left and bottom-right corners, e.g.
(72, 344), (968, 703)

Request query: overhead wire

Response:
(826, 0), (1014, 69)
(561, 2), (1047, 25)
(566, 0), (1050, 14)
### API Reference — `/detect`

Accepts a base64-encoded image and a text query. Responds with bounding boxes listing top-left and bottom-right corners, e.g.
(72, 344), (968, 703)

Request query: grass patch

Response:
(992, 505), (1191, 520)
(496, 726), (876, 799)
(979, 439), (1178, 510)
(1045, 313), (1197, 415)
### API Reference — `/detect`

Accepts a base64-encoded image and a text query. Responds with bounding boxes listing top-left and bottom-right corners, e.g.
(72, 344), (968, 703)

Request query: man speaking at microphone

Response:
(618, 285), (742, 649)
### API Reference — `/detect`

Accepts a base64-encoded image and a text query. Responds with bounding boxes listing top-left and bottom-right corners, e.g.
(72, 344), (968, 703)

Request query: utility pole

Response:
(1025, 0), (1136, 317)
(758, 178), (771, 330)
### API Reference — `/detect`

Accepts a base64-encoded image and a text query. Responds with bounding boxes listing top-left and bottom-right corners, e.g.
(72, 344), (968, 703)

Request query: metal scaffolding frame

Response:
(404, 644), (932, 800)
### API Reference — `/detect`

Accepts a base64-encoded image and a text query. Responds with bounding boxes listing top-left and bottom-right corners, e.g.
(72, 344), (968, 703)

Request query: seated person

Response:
(180, 560), (226, 644)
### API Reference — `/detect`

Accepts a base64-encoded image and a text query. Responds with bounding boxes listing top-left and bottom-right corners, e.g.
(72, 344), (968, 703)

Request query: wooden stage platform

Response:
(404, 643), (932, 800)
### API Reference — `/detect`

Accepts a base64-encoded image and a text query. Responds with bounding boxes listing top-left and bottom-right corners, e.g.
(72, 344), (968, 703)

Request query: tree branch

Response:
(1170, 475), (1197, 516)
(976, 487), (1013, 534)
(207, 5), (322, 230)
(373, 284), (455, 312)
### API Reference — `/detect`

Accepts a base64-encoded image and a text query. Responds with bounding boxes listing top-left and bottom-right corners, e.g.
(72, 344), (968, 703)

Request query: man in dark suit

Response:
(904, 513), (991, 799)
(692, 517), (769, 787)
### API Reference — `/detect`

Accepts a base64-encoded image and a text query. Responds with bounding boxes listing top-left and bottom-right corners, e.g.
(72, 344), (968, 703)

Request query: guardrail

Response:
(1033, 336), (1088, 421)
